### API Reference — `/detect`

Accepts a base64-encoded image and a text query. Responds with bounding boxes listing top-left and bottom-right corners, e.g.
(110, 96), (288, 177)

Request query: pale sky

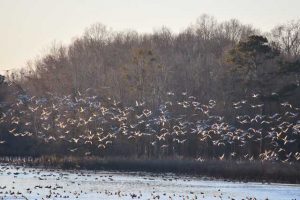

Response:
(1, 0), (300, 72)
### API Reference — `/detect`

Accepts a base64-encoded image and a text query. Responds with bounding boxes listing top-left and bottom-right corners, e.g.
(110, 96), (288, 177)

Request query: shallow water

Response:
(0, 164), (299, 200)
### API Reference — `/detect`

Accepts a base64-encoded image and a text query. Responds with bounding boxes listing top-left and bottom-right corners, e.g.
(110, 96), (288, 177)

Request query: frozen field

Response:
(0, 164), (299, 200)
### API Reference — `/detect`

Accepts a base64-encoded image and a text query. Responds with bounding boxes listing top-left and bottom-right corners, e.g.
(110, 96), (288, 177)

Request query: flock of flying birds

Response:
(0, 90), (299, 163)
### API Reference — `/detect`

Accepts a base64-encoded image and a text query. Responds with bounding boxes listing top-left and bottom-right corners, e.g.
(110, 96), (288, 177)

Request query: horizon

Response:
(1, 0), (300, 72)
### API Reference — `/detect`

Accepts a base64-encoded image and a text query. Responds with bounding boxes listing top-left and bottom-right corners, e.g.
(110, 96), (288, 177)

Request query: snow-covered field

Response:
(0, 164), (299, 200)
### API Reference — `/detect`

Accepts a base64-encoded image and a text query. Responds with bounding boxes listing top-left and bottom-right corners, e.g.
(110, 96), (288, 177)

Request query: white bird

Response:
(69, 148), (78, 152)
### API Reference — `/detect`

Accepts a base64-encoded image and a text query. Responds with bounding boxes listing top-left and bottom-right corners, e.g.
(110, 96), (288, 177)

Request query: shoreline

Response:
(0, 156), (299, 184)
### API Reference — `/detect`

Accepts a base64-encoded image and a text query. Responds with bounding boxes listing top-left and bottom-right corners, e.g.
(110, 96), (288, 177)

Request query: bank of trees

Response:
(0, 15), (299, 160)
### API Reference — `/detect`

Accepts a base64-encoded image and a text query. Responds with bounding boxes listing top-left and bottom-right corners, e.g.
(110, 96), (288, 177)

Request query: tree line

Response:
(0, 15), (299, 160)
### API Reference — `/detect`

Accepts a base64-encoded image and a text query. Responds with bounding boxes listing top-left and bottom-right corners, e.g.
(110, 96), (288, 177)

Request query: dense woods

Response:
(0, 15), (299, 163)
